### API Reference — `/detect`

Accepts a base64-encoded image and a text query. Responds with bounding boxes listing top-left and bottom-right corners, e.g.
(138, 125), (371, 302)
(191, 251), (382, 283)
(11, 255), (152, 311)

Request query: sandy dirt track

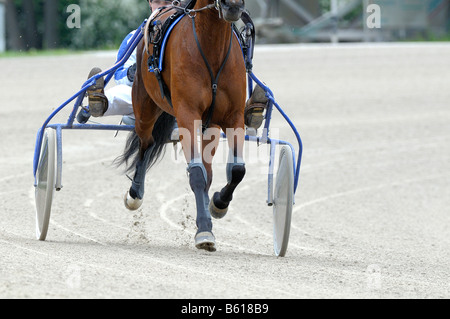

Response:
(0, 43), (449, 299)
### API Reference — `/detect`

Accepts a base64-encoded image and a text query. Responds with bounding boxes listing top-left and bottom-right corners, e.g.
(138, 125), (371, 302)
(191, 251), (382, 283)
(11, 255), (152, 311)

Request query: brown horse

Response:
(118, 0), (247, 251)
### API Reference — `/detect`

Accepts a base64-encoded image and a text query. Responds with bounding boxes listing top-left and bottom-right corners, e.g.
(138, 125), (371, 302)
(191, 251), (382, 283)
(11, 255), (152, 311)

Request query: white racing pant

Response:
(103, 85), (178, 141)
(104, 85), (134, 117)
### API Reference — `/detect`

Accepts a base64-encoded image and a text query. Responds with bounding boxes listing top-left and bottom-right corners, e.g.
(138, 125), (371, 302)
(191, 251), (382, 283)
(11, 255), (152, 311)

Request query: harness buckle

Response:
(187, 10), (197, 19)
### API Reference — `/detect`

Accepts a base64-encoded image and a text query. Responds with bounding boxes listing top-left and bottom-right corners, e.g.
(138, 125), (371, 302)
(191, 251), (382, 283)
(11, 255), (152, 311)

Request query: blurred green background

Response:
(1, 0), (150, 52)
(0, 0), (449, 53)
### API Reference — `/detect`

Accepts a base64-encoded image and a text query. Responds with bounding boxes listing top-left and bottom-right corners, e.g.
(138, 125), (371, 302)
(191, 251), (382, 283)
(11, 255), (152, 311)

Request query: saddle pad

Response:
(148, 14), (186, 73)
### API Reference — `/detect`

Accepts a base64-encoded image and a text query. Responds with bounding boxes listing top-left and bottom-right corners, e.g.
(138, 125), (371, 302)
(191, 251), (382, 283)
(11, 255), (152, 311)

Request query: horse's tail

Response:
(115, 112), (176, 174)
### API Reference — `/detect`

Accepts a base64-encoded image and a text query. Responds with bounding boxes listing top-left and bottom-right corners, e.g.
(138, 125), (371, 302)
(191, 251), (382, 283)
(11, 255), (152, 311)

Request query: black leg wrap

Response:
(230, 164), (246, 185)
(130, 146), (154, 200)
(129, 186), (138, 200)
(214, 164), (246, 208)
(212, 191), (229, 210)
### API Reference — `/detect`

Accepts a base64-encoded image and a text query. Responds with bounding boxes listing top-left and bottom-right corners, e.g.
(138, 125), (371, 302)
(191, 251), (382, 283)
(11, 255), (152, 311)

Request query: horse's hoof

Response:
(195, 231), (216, 252)
(124, 191), (143, 211)
(209, 198), (228, 219)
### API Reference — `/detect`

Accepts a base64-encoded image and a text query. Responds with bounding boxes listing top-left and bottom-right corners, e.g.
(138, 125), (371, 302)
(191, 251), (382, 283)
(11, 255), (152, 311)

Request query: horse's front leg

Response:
(209, 126), (246, 219)
(179, 118), (216, 251)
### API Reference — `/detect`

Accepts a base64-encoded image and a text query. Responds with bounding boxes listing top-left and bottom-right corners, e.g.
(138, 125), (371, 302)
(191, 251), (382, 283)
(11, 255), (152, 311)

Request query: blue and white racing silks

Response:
(114, 30), (137, 87)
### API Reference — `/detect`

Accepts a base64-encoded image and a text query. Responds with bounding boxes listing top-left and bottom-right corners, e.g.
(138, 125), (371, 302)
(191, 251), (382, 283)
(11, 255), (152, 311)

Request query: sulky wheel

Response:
(35, 128), (56, 241)
(273, 145), (294, 257)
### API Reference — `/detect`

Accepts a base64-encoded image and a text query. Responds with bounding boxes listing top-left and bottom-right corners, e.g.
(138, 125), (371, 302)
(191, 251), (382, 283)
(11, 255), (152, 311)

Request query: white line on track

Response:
(291, 173), (450, 230)
(300, 135), (450, 172)
(87, 211), (129, 231)
(158, 186), (272, 256)
(50, 220), (108, 246)
(159, 192), (187, 231)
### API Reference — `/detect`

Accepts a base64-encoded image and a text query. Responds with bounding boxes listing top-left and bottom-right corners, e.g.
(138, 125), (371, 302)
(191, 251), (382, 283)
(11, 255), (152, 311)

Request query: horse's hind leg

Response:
(124, 138), (155, 210)
(124, 85), (162, 210)
(209, 125), (246, 219)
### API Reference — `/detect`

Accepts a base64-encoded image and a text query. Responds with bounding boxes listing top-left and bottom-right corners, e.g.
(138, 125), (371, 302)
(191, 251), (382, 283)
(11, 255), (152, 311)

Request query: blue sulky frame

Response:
(33, 19), (303, 206)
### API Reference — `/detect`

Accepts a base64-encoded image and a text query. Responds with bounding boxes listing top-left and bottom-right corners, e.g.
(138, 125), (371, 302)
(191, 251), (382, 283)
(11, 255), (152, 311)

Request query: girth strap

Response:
(191, 16), (233, 133)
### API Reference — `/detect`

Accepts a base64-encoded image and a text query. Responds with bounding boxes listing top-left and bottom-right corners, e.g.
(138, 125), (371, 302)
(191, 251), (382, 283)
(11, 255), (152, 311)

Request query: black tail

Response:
(115, 112), (176, 174)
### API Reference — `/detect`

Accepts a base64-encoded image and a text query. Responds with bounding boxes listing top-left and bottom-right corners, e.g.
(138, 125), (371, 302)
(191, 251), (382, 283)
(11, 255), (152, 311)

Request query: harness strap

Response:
(191, 16), (233, 133)
(148, 11), (185, 108)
